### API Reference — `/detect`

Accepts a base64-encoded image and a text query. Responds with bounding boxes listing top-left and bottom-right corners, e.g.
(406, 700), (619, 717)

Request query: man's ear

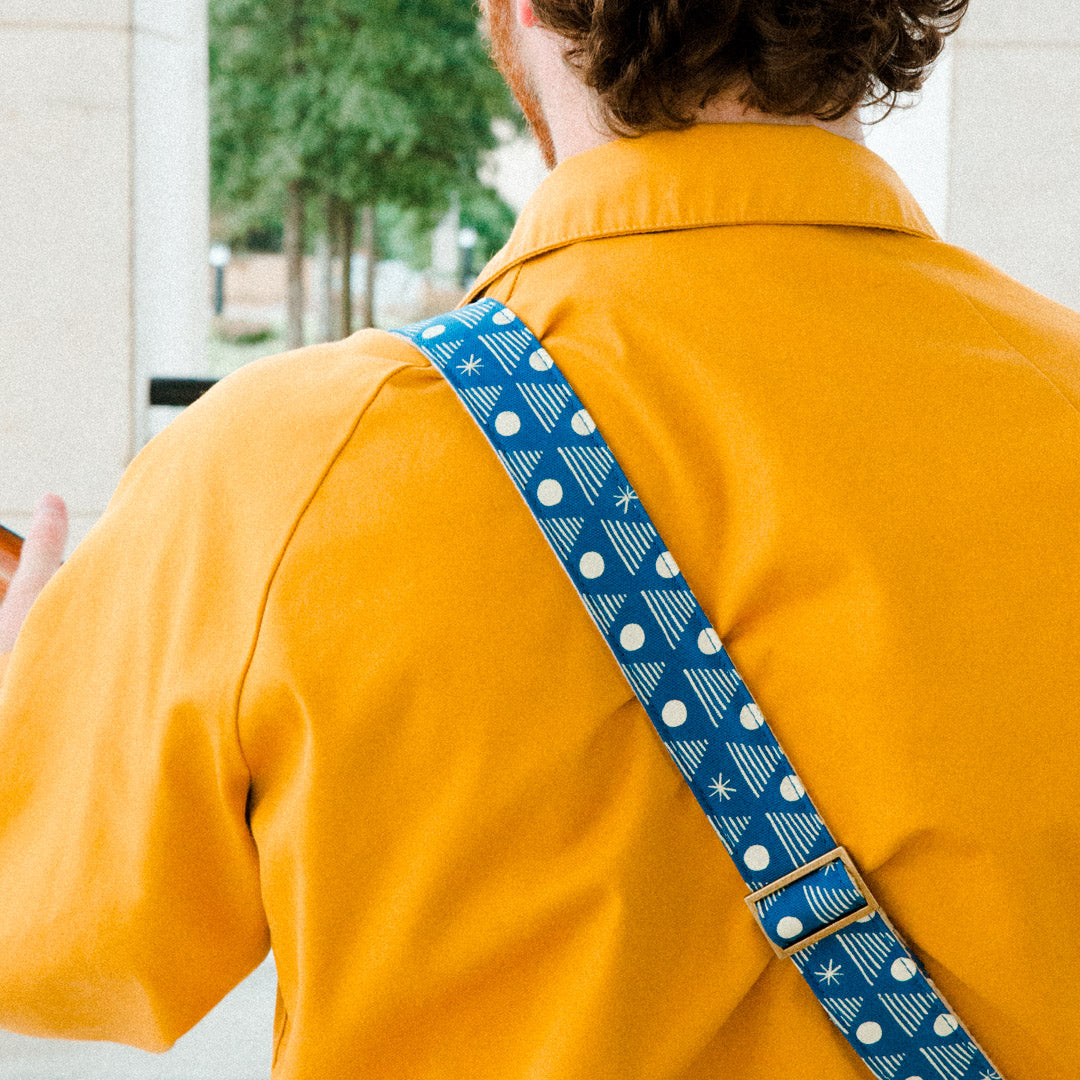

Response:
(515, 0), (538, 28)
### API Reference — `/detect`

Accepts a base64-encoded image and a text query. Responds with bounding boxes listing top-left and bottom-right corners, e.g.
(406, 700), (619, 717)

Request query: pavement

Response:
(0, 956), (276, 1079)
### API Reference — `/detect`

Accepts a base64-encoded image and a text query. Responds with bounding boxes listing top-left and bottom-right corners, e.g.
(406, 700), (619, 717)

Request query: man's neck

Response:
(549, 94), (865, 164)
(526, 28), (865, 165)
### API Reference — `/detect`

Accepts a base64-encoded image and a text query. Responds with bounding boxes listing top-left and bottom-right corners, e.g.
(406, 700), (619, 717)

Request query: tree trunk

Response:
(284, 180), (306, 350)
(339, 201), (355, 337)
(316, 193), (334, 343)
(359, 204), (377, 329)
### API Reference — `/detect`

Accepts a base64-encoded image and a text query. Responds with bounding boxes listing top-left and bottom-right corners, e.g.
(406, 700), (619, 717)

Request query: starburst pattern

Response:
(815, 960), (842, 986)
(708, 774), (735, 801)
(614, 484), (639, 514)
(457, 354), (482, 375)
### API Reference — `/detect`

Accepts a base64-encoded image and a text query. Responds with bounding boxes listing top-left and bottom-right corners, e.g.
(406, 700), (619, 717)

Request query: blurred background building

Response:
(2, 1), (209, 547)
(0, 0), (1078, 1075)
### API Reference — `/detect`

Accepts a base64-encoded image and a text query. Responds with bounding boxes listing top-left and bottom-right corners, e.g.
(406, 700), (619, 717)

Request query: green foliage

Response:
(375, 204), (432, 270)
(209, 0), (519, 254)
(462, 185), (518, 264)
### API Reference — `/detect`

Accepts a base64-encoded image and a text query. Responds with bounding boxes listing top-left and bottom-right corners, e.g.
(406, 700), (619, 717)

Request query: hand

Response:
(0, 494), (68, 654)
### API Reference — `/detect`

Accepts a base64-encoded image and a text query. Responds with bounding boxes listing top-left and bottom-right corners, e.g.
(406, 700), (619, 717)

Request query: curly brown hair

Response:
(528, 0), (969, 131)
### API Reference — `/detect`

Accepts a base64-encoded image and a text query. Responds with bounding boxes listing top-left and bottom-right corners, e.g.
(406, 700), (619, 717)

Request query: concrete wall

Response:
(0, 1), (208, 548)
(865, 3), (1080, 312)
(949, 0), (1080, 311)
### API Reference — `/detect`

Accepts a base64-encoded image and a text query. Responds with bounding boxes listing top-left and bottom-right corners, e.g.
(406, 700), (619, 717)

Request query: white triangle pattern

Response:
(496, 449), (545, 487)
(682, 667), (740, 726)
(427, 339), (460, 366)
(640, 589), (696, 649)
(581, 593), (627, 634)
(536, 516), (584, 559)
(452, 304), (486, 328)
(836, 931), (893, 986)
(822, 995), (863, 1034)
(670, 739), (708, 781)
(713, 815), (751, 852)
(802, 883), (863, 923)
(601, 519), (658, 575)
(919, 1043), (977, 1080)
(459, 385), (504, 422)
(753, 889), (783, 916)
(725, 742), (783, 798)
(878, 992), (935, 1038)
(765, 810), (825, 864)
(516, 381), (572, 432)
(556, 445), (615, 505)
(479, 328), (533, 374)
(706, 815), (733, 854)
(866, 1054), (906, 1080)
(625, 661), (665, 704)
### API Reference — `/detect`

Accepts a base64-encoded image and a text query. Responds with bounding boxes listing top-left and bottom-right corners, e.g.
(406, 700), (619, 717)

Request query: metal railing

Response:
(148, 378), (218, 408)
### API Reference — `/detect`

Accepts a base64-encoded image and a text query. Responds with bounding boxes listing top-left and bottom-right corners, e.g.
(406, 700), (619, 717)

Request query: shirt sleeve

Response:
(0, 335), (421, 1050)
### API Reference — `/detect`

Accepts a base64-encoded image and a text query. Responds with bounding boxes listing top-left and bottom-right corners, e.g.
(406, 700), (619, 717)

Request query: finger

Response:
(11, 494), (69, 593)
(0, 495), (68, 644)
(0, 495), (68, 653)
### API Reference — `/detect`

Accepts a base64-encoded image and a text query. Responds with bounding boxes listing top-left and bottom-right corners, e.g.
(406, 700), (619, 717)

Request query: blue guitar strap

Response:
(393, 299), (1004, 1080)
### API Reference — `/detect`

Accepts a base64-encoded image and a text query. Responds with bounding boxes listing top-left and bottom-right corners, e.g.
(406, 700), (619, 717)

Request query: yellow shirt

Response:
(1, 124), (1078, 1079)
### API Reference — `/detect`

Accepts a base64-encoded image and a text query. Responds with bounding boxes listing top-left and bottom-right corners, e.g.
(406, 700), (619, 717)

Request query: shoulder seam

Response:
(344, 328), (433, 369)
(952, 287), (1080, 421)
(230, 359), (422, 776)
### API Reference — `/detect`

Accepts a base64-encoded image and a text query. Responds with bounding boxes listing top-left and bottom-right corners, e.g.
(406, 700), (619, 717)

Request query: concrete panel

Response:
(959, 0), (1080, 44)
(0, 25), (134, 518)
(863, 47), (954, 238)
(134, 0), (205, 42)
(133, 13), (209, 448)
(0, 956), (276, 1078)
(0, 2), (129, 29)
(0, 22), (129, 109)
(949, 42), (1080, 310)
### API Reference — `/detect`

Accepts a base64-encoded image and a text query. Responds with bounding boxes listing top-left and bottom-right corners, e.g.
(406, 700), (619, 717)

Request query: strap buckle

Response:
(744, 846), (878, 959)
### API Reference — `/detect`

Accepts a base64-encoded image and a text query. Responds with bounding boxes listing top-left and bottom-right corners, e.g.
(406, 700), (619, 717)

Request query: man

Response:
(1, 1), (1078, 1077)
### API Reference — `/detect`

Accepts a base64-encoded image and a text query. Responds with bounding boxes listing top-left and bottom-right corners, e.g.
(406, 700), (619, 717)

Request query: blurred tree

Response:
(210, 0), (518, 345)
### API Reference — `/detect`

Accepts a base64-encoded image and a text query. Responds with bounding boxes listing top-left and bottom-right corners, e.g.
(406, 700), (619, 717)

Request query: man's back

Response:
(0, 123), (1077, 1078)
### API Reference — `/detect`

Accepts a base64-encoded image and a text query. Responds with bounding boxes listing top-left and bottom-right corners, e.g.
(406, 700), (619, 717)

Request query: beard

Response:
(481, 0), (558, 169)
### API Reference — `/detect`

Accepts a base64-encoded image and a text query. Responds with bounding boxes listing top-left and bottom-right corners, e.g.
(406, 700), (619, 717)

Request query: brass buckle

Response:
(744, 846), (878, 959)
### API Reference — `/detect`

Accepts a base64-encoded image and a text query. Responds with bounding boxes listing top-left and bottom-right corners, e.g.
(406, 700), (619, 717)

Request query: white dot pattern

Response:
(856, 1022), (882, 1045)
(655, 551), (680, 578)
(744, 845), (770, 872)
(777, 916), (804, 940)
(661, 700), (687, 727)
(537, 479), (562, 506)
(571, 409), (596, 436)
(494, 411), (521, 436)
(579, 552), (604, 579)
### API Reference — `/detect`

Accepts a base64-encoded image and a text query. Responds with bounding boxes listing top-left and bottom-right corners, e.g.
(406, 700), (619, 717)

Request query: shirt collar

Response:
(467, 122), (939, 301)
